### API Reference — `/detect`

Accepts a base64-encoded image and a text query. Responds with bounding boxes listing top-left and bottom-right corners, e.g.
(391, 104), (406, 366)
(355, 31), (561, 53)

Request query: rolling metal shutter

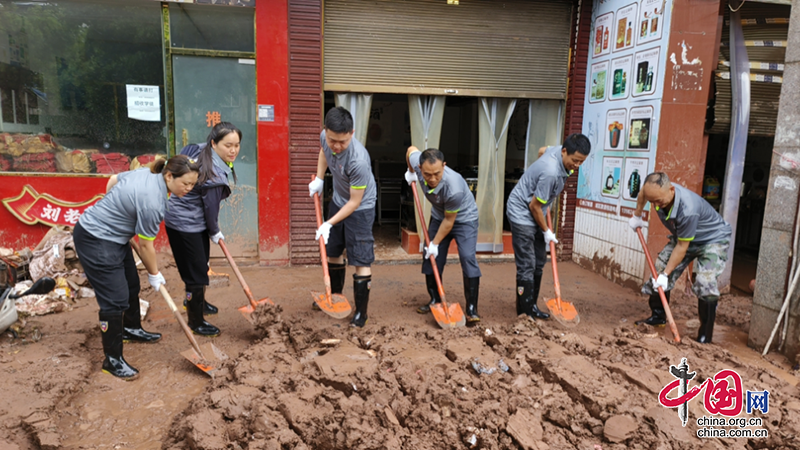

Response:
(323, 0), (573, 99)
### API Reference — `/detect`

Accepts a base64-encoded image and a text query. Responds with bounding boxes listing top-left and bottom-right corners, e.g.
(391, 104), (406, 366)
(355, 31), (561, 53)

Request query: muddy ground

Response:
(1, 255), (799, 450)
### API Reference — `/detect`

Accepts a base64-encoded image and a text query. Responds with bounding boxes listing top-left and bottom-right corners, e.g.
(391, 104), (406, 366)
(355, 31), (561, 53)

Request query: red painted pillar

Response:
(256, 0), (291, 265)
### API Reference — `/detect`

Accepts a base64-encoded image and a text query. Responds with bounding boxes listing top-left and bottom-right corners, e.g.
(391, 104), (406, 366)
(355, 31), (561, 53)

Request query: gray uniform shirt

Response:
(656, 184), (732, 245)
(506, 145), (571, 228)
(409, 151), (478, 224)
(78, 168), (168, 244)
(321, 130), (377, 211)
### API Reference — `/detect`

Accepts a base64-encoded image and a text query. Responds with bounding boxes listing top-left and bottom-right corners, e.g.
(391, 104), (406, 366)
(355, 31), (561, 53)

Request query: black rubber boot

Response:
(696, 296), (718, 344)
(464, 276), (480, 324)
(122, 300), (161, 343)
(635, 291), (670, 326)
(529, 273), (550, 320)
(313, 262), (346, 311)
(516, 279), (527, 316)
(186, 288), (220, 337)
(100, 312), (139, 379)
(417, 274), (441, 314)
(183, 298), (218, 315)
(350, 274), (370, 328)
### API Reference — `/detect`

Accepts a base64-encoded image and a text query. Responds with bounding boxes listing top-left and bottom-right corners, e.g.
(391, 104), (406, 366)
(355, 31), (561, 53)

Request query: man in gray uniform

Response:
(628, 172), (732, 343)
(309, 106), (377, 328)
(405, 146), (482, 323)
(506, 133), (590, 320)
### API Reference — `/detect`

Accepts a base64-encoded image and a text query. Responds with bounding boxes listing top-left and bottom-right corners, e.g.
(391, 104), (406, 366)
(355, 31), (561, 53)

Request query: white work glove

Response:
(652, 273), (669, 291)
(424, 242), (439, 259)
(210, 231), (224, 244)
(148, 272), (166, 291)
(315, 221), (332, 244)
(628, 214), (646, 231)
(544, 229), (559, 246)
(308, 176), (324, 198)
(404, 170), (417, 186)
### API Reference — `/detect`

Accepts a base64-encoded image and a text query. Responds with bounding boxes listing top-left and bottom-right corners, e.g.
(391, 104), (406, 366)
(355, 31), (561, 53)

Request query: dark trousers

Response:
(73, 222), (139, 314)
(326, 201), (375, 267)
(166, 227), (210, 289)
(422, 218), (482, 278)
(510, 221), (547, 282)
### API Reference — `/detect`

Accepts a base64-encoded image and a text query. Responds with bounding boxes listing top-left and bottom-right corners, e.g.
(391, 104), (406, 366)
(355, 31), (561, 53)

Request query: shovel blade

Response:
(545, 297), (580, 326)
(430, 302), (466, 328)
(238, 298), (276, 324)
(180, 342), (228, 378)
(310, 291), (352, 319)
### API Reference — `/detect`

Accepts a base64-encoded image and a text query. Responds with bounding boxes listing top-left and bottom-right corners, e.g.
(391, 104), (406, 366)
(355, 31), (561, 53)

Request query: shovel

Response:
(217, 238), (275, 324)
(544, 210), (580, 326)
(635, 228), (681, 343)
(310, 175), (353, 319)
(129, 240), (227, 377)
(410, 180), (466, 328)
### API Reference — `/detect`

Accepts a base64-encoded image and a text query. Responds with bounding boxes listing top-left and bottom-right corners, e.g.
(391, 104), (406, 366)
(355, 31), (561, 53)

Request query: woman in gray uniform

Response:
(164, 122), (241, 337)
(73, 156), (199, 379)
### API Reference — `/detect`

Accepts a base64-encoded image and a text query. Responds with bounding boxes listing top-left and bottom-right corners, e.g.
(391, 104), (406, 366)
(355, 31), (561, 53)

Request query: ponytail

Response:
(151, 158), (166, 174)
(153, 155), (199, 178)
(197, 121), (242, 185)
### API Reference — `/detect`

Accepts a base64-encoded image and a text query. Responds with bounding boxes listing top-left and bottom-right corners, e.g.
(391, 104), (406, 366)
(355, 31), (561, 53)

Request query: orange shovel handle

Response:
(410, 181), (451, 314)
(636, 227), (681, 343)
(218, 238), (260, 309)
(545, 210), (562, 302)
(312, 175), (334, 301)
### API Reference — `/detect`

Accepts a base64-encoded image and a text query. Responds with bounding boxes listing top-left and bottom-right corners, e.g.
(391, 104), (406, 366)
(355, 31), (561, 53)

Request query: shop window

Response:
(0, 0), (165, 174)
(169, 3), (255, 53)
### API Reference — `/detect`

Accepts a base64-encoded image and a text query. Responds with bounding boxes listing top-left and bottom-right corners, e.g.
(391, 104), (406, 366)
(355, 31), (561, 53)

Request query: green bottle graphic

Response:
(629, 169), (641, 199)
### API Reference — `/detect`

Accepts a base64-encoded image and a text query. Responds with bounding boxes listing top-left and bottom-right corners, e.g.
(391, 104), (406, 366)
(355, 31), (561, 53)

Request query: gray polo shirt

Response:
(78, 168), (168, 245)
(656, 184), (731, 245)
(321, 130), (376, 211)
(409, 151), (478, 224)
(506, 145), (571, 228)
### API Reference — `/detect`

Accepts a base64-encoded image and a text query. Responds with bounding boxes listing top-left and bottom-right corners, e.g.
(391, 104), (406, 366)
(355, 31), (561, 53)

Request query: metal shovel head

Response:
(238, 297), (276, 324)
(430, 302), (466, 328)
(545, 298), (580, 327)
(180, 342), (228, 378)
(310, 291), (352, 319)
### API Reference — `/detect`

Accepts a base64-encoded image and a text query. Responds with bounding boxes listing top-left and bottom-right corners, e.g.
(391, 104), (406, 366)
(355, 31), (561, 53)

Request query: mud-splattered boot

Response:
(417, 274), (441, 314)
(464, 276), (480, 324)
(122, 298), (161, 343)
(313, 262), (346, 311)
(186, 287), (220, 337)
(350, 274), (371, 328)
(183, 298), (218, 315)
(99, 312), (139, 380)
(635, 291), (670, 326)
(696, 296), (718, 344)
(529, 274), (550, 320)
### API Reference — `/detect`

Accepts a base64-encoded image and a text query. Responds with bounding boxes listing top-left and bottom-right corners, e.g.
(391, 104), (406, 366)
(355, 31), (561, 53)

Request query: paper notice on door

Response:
(126, 85), (161, 122)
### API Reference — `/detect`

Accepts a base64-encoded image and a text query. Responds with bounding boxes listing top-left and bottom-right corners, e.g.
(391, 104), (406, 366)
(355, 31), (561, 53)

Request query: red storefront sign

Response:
(2, 185), (103, 227)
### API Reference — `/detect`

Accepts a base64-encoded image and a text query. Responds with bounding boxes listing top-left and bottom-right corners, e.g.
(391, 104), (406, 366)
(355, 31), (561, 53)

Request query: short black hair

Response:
(419, 148), (445, 166)
(644, 172), (670, 188)
(324, 106), (354, 133)
(563, 133), (591, 156)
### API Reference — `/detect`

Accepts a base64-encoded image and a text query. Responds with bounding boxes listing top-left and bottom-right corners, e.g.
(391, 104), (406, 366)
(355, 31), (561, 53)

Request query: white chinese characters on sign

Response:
(64, 208), (81, 225)
(41, 203), (61, 222)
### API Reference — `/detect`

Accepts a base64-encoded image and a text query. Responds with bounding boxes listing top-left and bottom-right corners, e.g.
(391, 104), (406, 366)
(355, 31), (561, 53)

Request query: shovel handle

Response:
(312, 175), (334, 301)
(545, 210), (562, 302)
(218, 238), (260, 309)
(410, 181), (451, 314)
(636, 228), (681, 343)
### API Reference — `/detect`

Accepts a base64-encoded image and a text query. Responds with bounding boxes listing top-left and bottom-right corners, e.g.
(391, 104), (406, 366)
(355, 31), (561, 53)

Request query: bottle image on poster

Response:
(633, 47), (660, 97)
(609, 55), (632, 100)
(623, 158), (649, 201)
(590, 61), (609, 103)
(601, 157), (623, 198)
(628, 105), (654, 151)
(637, 0), (665, 45)
(593, 12), (614, 57)
(604, 108), (627, 150)
(613, 3), (638, 52)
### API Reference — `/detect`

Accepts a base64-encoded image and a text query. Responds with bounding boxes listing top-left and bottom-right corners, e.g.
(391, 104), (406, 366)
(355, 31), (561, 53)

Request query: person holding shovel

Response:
(628, 172), (731, 343)
(506, 134), (590, 320)
(73, 156), (199, 379)
(164, 122), (241, 337)
(404, 146), (482, 323)
(309, 106), (377, 328)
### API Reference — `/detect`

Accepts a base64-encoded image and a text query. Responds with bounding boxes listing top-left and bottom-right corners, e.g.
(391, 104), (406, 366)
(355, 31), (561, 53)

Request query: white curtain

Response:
(525, 100), (564, 167)
(335, 93), (373, 145)
(408, 95), (446, 248)
(476, 98), (517, 253)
